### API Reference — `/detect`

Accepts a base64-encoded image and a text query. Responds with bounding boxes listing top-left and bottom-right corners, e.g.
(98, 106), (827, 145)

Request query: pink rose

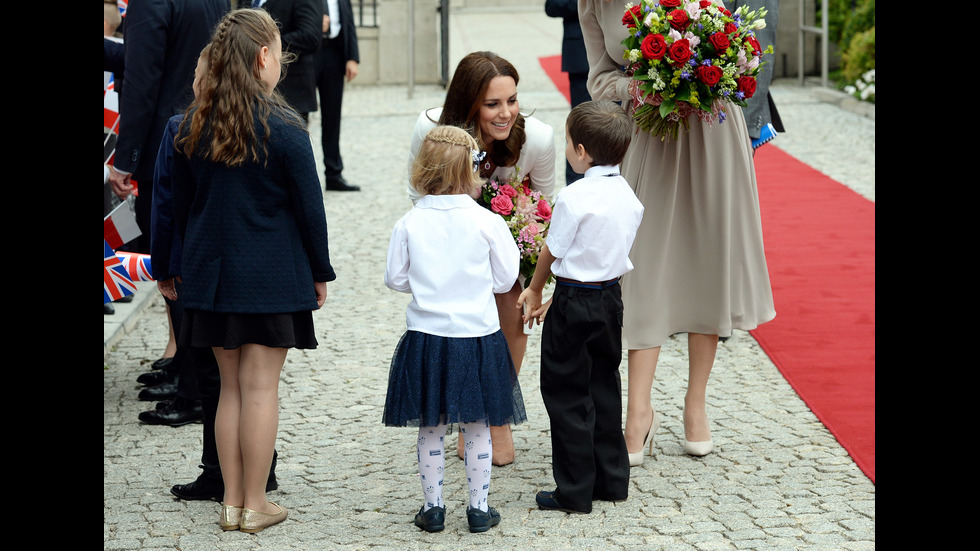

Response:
(490, 195), (514, 215)
(498, 184), (518, 198)
(526, 222), (540, 236)
(535, 200), (552, 221)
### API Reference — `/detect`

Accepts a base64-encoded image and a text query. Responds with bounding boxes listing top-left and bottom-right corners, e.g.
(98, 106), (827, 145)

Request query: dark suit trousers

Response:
(317, 34), (347, 180)
(540, 282), (630, 513)
(170, 281), (221, 474)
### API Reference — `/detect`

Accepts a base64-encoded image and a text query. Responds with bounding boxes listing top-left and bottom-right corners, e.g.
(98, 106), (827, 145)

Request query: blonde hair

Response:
(411, 126), (485, 196)
(178, 9), (301, 166)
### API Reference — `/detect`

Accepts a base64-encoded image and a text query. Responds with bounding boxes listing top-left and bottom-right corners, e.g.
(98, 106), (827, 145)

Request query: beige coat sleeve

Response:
(578, 0), (632, 103)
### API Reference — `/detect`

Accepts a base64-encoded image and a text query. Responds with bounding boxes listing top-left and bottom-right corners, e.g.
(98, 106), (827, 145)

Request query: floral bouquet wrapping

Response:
(480, 168), (554, 287)
(621, 0), (773, 140)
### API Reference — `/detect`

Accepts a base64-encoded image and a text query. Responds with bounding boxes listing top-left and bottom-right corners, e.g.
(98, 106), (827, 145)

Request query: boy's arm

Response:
(517, 243), (557, 326)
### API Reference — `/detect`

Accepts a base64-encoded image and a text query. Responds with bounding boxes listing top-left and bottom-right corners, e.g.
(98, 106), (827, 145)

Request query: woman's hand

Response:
(315, 281), (327, 308)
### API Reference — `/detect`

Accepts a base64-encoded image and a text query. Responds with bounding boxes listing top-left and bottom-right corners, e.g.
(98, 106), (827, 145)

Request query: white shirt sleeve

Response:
(384, 217), (412, 293)
(486, 215), (520, 294)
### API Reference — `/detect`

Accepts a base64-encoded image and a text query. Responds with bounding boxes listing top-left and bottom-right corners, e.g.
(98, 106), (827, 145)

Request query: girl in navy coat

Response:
(173, 8), (335, 533)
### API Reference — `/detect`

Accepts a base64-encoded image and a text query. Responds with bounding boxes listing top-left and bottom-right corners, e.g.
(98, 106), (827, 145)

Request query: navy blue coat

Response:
(173, 109), (336, 313)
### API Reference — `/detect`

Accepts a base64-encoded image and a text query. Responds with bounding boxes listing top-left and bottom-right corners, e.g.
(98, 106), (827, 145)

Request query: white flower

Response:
(749, 19), (767, 30)
(844, 85), (856, 94)
(684, 31), (701, 49)
(860, 85), (874, 100)
(628, 49), (641, 62)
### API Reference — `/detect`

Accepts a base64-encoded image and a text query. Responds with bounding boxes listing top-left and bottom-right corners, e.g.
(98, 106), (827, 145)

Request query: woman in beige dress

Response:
(578, 0), (775, 465)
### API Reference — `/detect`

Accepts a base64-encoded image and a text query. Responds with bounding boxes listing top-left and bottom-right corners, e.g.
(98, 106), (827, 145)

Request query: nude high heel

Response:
(627, 411), (660, 467)
(683, 408), (714, 457)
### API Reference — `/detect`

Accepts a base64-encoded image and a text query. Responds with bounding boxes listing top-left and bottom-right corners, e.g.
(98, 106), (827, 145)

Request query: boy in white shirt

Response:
(519, 101), (643, 513)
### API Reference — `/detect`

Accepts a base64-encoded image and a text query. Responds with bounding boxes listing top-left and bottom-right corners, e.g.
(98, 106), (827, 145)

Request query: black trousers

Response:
(316, 34), (347, 181)
(540, 282), (630, 512)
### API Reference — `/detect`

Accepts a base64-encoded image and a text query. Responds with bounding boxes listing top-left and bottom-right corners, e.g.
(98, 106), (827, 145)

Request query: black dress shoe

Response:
(138, 380), (178, 401)
(151, 357), (175, 370)
(104, 303), (115, 315)
(137, 370), (173, 386)
(171, 471), (224, 501)
(414, 506), (445, 532)
(324, 177), (360, 192)
(138, 398), (202, 426)
(535, 490), (589, 514)
(155, 400), (173, 410)
(466, 506), (500, 533)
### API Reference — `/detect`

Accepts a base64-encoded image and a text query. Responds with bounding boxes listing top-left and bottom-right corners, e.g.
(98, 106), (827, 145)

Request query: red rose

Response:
(736, 76), (757, 98)
(718, 6), (731, 16)
(744, 35), (762, 56)
(668, 9), (690, 31)
(695, 65), (723, 87)
(641, 34), (668, 60)
(668, 38), (692, 67)
(536, 200), (552, 221)
(724, 22), (738, 35)
(708, 32), (730, 53)
(661, 0), (682, 7)
(622, 5), (642, 27)
(498, 184), (518, 198)
(490, 195), (514, 216)
(699, 0), (712, 8)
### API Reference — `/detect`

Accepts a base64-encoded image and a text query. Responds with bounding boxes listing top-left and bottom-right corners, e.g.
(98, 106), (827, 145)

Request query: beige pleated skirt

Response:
(621, 105), (776, 350)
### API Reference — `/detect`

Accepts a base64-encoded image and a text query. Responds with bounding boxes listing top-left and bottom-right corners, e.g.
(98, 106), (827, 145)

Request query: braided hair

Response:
(410, 126), (485, 196)
(177, 8), (301, 167)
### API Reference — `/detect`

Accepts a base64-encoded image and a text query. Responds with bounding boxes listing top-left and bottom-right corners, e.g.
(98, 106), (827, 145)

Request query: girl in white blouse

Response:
(383, 126), (526, 534)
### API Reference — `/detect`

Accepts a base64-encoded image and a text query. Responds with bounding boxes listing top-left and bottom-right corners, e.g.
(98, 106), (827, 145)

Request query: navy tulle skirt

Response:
(382, 330), (527, 427)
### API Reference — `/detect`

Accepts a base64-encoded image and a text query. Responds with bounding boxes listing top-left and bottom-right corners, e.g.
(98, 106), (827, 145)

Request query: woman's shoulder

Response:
(521, 114), (554, 144)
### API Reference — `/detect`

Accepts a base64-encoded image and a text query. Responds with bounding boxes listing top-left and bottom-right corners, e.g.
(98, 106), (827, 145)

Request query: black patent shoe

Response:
(137, 369), (173, 386)
(413, 506), (445, 533)
(535, 490), (589, 514)
(171, 471), (224, 501)
(466, 506), (500, 533)
(138, 380), (178, 401)
(138, 398), (202, 426)
(151, 357), (175, 370)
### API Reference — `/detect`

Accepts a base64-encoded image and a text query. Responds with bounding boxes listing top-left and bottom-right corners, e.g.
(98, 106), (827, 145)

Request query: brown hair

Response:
(411, 126), (485, 196)
(177, 9), (301, 167)
(437, 51), (526, 168)
(566, 101), (632, 167)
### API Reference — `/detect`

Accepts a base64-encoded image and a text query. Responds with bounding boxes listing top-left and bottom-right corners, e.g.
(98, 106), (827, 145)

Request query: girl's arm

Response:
(579, 0), (632, 103)
(385, 218), (412, 293)
(284, 125), (336, 283)
(486, 216), (520, 294)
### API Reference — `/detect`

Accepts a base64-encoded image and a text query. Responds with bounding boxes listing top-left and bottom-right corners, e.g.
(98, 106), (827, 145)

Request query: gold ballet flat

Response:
(220, 504), (243, 531)
(240, 502), (288, 533)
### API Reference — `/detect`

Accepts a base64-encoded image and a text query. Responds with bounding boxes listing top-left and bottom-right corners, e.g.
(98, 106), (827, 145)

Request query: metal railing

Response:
(354, 0), (378, 28)
(798, 0), (828, 87)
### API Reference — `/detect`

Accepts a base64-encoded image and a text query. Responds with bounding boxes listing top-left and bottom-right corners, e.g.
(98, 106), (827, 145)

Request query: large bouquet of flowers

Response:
(621, 0), (773, 140)
(480, 168), (553, 286)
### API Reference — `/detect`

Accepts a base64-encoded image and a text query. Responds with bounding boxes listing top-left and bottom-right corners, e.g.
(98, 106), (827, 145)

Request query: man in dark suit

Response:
(107, 0), (229, 254)
(317, 0), (360, 192)
(261, 0), (322, 123)
(545, 0), (591, 185)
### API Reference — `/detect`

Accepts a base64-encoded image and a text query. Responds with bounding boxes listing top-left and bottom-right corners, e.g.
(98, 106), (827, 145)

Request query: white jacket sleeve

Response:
(384, 217), (412, 293)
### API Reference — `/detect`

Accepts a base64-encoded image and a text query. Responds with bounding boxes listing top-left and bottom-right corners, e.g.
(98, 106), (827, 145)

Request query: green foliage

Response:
(840, 0), (875, 54)
(841, 26), (875, 84)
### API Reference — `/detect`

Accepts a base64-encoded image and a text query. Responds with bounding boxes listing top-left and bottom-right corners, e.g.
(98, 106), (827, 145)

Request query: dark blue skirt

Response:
(383, 330), (527, 427)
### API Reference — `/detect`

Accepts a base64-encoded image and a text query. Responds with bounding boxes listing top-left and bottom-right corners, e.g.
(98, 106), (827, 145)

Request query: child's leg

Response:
(417, 422), (448, 511)
(460, 419), (493, 512)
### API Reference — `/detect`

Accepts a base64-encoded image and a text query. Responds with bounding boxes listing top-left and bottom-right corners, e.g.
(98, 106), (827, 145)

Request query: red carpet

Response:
(751, 146), (875, 483)
(538, 57), (875, 482)
(539, 55), (571, 104)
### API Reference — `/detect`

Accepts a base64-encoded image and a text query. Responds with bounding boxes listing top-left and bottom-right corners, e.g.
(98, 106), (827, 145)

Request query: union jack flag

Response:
(105, 240), (137, 303)
(116, 252), (154, 282)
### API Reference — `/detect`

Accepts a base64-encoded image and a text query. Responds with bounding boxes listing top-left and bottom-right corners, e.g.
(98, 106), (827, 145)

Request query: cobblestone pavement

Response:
(104, 7), (874, 550)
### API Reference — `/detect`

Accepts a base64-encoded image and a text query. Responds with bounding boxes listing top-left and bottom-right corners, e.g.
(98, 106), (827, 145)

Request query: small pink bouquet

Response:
(480, 167), (553, 286)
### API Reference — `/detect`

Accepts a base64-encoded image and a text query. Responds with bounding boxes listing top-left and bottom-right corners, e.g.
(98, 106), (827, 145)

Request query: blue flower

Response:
(718, 111), (726, 123)
(735, 91), (745, 100)
(681, 71), (691, 80)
